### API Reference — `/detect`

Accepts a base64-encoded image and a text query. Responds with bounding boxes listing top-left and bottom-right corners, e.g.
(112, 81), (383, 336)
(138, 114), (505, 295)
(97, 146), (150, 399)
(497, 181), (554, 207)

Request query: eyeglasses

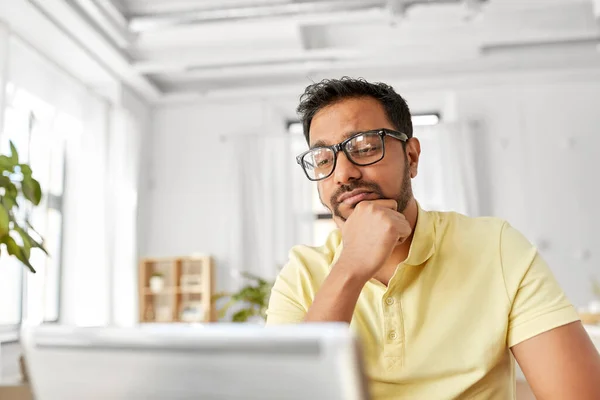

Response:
(296, 129), (409, 181)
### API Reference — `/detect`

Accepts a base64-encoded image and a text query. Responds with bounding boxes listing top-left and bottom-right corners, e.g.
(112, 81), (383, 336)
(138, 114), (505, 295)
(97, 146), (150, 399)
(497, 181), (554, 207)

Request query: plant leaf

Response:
(0, 175), (11, 187)
(9, 141), (18, 165)
(2, 194), (17, 210)
(22, 176), (42, 205)
(14, 245), (35, 273)
(0, 155), (13, 170)
(2, 234), (36, 273)
(18, 164), (32, 178)
(0, 204), (9, 237)
(25, 219), (42, 237)
(14, 224), (48, 255)
(241, 271), (268, 285)
(216, 298), (236, 320)
(211, 292), (231, 302)
(232, 308), (254, 323)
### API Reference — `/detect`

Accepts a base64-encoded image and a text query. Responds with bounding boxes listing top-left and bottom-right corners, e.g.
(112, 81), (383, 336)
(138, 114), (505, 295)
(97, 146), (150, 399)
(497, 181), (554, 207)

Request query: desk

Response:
(0, 383), (32, 400)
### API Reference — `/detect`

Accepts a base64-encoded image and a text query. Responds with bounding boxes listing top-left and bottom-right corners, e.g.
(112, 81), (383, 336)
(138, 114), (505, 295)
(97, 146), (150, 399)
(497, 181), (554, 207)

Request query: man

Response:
(266, 77), (600, 399)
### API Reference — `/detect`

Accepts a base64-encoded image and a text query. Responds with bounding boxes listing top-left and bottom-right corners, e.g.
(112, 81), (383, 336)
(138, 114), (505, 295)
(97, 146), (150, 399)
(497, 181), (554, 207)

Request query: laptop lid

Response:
(22, 323), (369, 400)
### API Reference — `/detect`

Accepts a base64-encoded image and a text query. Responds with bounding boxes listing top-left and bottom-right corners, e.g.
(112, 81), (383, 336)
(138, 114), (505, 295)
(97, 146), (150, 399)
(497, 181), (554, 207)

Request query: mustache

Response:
(330, 181), (385, 206)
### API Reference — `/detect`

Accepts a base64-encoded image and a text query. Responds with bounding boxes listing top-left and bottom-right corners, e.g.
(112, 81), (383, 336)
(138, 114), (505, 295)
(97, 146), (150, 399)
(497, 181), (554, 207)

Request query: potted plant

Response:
(0, 141), (46, 392)
(0, 141), (46, 272)
(213, 272), (274, 323)
(149, 271), (165, 293)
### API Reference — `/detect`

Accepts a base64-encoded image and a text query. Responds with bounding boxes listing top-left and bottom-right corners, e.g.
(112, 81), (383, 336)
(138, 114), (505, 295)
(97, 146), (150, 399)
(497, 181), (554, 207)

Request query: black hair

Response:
(297, 77), (413, 143)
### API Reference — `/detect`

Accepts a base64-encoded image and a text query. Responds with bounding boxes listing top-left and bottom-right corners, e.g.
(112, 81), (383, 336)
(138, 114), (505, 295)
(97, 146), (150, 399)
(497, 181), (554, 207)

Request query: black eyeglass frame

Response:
(296, 128), (409, 182)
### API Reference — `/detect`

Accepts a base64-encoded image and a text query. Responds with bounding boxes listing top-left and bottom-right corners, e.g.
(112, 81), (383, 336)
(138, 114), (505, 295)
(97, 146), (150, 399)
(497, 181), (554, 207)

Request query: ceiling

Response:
(25, 0), (600, 102)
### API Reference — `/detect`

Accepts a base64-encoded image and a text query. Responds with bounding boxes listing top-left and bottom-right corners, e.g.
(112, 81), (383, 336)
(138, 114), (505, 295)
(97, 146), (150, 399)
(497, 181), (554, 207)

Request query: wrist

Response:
(332, 256), (370, 287)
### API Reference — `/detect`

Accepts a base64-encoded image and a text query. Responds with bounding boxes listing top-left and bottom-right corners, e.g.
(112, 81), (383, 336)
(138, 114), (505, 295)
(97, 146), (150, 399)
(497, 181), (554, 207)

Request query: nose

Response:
(333, 151), (362, 185)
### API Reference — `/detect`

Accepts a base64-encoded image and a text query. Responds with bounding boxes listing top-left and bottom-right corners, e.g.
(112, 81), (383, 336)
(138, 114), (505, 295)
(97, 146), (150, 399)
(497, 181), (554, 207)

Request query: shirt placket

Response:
(382, 287), (405, 370)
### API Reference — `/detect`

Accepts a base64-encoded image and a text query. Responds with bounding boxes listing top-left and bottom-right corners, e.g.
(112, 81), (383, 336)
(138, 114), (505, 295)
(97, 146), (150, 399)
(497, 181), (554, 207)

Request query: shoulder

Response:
(429, 209), (509, 243)
(275, 229), (342, 296)
(428, 209), (535, 270)
(286, 229), (341, 271)
(429, 209), (542, 290)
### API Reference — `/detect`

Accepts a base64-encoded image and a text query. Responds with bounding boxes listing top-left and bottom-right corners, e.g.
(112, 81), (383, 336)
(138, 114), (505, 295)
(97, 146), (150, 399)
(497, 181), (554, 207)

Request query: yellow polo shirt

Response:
(266, 206), (579, 399)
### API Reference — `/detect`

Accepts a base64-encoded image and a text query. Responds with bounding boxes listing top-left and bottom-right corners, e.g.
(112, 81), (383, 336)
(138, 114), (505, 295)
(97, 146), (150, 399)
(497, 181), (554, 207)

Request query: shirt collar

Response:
(403, 203), (436, 267)
(331, 202), (436, 267)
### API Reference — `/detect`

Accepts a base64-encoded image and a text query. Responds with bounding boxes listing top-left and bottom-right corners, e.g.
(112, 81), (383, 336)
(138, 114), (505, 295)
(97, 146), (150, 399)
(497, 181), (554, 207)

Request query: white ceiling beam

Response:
(26, 0), (161, 101)
(163, 60), (337, 81)
(121, 0), (291, 17)
(131, 7), (390, 39)
(160, 44), (481, 81)
(69, 0), (133, 48)
(93, 0), (129, 27)
(153, 33), (600, 84)
(126, 0), (493, 33)
(482, 34), (600, 55)
(159, 67), (600, 104)
(129, 0), (386, 32)
(133, 48), (361, 74)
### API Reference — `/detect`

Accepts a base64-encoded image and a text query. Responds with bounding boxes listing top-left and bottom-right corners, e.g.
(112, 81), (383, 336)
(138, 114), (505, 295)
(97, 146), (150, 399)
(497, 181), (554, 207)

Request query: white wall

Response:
(140, 100), (288, 292)
(454, 75), (600, 307)
(142, 68), (600, 307)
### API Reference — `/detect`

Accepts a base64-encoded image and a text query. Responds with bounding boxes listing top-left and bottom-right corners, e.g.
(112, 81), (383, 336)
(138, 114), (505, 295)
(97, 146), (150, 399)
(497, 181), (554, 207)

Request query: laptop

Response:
(22, 323), (370, 400)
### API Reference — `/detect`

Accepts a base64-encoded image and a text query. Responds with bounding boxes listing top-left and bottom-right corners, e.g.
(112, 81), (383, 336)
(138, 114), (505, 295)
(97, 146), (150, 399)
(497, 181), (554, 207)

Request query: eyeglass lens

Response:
(301, 132), (384, 180)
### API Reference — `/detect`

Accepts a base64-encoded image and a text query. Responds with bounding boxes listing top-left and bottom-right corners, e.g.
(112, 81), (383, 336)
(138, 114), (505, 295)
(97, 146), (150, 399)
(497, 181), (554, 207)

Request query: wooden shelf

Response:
(139, 256), (215, 323)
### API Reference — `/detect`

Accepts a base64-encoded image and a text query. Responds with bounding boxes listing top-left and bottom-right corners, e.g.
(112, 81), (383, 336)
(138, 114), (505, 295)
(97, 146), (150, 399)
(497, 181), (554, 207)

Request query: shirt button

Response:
(385, 297), (394, 305)
(389, 331), (398, 340)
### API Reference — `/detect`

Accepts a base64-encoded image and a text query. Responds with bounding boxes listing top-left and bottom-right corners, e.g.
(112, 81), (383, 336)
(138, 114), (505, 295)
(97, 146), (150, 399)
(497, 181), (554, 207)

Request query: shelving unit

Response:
(138, 255), (215, 323)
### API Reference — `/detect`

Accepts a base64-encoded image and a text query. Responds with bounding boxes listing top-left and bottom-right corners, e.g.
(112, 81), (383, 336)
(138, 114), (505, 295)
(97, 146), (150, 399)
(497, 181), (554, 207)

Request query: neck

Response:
(373, 198), (419, 286)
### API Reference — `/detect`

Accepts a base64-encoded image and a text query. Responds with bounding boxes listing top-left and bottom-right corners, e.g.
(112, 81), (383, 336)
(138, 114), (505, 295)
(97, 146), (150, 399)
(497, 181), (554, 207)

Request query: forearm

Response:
(304, 262), (367, 323)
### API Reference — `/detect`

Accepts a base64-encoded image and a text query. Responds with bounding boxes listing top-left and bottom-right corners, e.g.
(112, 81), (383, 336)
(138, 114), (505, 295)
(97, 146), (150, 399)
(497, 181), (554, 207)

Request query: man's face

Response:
(308, 96), (420, 224)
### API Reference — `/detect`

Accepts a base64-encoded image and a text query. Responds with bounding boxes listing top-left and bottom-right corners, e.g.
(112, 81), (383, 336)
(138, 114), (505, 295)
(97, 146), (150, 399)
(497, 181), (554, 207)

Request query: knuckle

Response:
(382, 220), (395, 233)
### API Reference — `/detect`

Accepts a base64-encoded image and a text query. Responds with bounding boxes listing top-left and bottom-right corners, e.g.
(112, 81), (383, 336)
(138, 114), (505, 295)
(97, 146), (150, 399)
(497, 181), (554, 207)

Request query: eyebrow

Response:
(309, 130), (363, 149)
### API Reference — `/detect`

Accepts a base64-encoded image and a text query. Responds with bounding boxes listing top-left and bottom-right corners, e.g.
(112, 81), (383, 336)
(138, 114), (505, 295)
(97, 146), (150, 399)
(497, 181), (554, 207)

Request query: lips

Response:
(337, 190), (379, 207)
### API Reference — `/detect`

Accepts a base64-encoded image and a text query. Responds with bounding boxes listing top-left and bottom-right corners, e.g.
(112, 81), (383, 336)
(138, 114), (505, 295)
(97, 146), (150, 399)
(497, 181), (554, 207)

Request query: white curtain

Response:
(60, 96), (110, 326)
(221, 133), (313, 291)
(412, 121), (480, 216)
(107, 105), (142, 327)
(1, 33), (147, 328)
(6, 35), (111, 326)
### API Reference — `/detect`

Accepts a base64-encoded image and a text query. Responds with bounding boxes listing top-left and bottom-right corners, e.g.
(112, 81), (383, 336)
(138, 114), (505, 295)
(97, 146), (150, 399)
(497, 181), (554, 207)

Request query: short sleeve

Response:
(265, 262), (307, 325)
(501, 222), (580, 347)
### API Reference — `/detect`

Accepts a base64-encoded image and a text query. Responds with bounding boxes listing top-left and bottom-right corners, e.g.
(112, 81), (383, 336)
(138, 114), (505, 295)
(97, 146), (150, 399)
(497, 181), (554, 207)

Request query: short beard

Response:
(326, 159), (413, 221)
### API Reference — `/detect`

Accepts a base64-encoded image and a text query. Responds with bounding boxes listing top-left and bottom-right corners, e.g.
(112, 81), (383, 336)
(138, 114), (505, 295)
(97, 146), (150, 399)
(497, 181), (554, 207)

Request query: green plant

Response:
(213, 272), (274, 322)
(0, 141), (46, 273)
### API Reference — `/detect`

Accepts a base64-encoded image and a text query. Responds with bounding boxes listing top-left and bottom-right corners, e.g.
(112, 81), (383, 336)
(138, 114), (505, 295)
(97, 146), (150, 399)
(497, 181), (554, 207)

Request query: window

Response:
(287, 113), (441, 247)
(0, 83), (67, 325)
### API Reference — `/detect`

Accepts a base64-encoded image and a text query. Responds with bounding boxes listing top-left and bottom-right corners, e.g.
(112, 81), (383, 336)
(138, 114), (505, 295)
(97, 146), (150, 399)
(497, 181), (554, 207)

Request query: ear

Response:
(405, 137), (421, 179)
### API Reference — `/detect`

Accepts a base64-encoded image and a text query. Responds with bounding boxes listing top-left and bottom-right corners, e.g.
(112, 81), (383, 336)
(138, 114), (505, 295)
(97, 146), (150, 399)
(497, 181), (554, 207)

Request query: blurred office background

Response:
(0, 0), (600, 396)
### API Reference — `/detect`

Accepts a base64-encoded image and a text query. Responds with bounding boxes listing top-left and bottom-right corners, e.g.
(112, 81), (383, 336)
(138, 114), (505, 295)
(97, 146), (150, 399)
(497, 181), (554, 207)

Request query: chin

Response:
(338, 207), (354, 221)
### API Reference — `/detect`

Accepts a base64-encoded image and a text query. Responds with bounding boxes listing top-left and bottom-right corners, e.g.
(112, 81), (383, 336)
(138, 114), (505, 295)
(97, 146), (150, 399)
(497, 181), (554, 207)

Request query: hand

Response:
(337, 199), (412, 282)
